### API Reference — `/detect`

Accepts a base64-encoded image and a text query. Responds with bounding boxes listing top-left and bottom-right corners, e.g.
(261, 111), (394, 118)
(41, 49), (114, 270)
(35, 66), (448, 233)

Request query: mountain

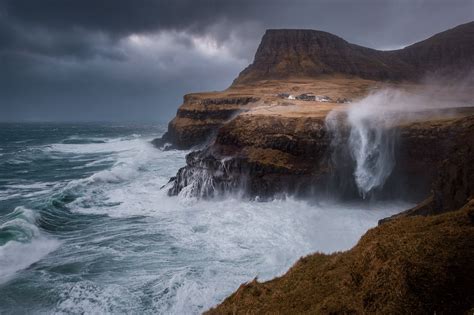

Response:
(234, 21), (474, 84)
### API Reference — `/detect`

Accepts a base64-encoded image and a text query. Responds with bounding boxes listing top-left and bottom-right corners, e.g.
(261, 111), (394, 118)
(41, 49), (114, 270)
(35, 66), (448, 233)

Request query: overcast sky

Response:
(1, 0), (473, 122)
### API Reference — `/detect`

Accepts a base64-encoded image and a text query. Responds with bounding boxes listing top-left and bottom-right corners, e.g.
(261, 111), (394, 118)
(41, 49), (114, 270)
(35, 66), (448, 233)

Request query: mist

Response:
(325, 73), (474, 199)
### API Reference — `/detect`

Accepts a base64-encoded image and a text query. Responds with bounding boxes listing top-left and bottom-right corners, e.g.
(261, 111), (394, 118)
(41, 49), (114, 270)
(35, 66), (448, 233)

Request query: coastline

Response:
(154, 22), (474, 313)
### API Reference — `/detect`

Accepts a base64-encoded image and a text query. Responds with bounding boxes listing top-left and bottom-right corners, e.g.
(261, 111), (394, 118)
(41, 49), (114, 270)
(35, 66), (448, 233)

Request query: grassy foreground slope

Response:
(207, 199), (474, 314)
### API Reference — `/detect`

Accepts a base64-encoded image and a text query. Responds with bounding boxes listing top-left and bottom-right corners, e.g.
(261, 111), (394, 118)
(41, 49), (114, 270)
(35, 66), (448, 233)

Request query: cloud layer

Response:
(1, 0), (473, 121)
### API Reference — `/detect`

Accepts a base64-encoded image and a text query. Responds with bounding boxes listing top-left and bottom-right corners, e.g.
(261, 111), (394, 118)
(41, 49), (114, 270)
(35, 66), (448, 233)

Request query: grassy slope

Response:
(207, 199), (474, 314)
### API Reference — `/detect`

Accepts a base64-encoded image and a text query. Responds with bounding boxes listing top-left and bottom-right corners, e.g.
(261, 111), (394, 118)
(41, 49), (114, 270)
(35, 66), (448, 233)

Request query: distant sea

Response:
(0, 122), (408, 314)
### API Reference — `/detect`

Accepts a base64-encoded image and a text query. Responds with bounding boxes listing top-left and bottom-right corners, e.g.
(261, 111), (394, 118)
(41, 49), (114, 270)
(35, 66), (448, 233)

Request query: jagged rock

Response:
(167, 105), (474, 200)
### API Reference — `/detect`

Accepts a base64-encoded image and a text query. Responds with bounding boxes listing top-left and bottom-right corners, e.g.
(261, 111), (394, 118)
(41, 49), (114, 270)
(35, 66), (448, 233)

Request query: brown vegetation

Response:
(206, 199), (474, 314)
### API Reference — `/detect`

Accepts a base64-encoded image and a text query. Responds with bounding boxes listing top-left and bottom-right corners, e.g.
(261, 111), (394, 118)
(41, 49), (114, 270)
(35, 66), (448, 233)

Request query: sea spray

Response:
(326, 91), (399, 198)
(346, 98), (397, 198)
(170, 152), (247, 199)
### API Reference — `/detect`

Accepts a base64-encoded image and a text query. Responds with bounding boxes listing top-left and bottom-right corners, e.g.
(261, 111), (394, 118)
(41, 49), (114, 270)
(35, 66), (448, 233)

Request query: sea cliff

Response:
(155, 21), (474, 313)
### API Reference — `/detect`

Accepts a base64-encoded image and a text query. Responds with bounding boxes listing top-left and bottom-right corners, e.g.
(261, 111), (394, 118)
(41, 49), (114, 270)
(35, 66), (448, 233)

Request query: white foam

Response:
(54, 281), (141, 314)
(67, 164), (408, 314)
(0, 207), (60, 284)
(47, 137), (146, 155)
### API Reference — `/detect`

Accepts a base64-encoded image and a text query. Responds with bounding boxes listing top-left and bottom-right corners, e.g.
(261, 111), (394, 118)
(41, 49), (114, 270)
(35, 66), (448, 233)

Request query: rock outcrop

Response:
(380, 114), (474, 223)
(153, 93), (260, 149)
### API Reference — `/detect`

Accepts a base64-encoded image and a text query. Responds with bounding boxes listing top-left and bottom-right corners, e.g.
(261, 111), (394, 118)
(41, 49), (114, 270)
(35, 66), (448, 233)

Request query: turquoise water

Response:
(0, 122), (408, 314)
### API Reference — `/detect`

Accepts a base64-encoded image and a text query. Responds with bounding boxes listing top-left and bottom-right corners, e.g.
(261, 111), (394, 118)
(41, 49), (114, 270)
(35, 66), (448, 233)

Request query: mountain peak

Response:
(233, 22), (474, 85)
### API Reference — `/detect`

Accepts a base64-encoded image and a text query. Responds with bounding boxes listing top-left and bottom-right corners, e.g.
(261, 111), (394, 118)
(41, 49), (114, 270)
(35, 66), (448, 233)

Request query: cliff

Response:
(168, 106), (474, 201)
(152, 92), (260, 149)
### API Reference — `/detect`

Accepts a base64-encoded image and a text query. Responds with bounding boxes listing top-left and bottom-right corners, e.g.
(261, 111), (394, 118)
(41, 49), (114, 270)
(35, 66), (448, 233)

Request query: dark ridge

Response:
(234, 21), (474, 84)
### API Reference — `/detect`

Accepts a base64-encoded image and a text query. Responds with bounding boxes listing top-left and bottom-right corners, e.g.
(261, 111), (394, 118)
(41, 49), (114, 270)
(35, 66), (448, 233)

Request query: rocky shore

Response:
(155, 21), (474, 313)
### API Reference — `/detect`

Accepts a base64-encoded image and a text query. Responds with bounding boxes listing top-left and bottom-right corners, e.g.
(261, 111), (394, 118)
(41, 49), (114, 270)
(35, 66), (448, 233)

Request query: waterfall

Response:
(347, 106), (396, 198)
(326, 91), (398, 198)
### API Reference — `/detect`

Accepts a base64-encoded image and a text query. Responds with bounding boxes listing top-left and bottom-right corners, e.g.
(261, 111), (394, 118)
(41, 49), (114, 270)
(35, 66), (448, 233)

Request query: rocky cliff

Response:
(152, 92), (260, 149)
(168, 101), (474, 201)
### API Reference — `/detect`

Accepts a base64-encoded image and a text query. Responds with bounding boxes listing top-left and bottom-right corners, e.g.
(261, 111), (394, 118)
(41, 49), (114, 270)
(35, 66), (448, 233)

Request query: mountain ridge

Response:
(233, 21), (474, 84)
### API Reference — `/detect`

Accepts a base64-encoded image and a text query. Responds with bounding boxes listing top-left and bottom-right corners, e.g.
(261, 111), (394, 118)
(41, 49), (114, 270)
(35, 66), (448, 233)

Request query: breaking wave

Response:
(0, 207), (60, 284)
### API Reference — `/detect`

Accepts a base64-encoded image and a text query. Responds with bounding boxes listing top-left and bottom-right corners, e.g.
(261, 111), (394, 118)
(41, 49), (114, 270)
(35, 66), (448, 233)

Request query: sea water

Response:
(0, 122), (409, 314)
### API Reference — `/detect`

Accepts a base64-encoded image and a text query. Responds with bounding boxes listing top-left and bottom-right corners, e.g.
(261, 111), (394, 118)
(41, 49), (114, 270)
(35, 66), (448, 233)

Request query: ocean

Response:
(0, 122), (409, 314)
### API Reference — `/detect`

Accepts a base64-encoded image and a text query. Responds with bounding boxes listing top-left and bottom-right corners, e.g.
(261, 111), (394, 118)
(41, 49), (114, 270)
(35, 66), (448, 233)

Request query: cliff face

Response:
(153, 93), (260, 149)
(381, 115), (474, 222)
(234, 22), (474, 84)
(168, 106), (474, 200)
(234, 29), (412, 83)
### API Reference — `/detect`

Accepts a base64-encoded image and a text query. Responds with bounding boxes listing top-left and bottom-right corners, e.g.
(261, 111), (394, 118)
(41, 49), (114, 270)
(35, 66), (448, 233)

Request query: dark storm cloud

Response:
(0, 0), (473, 121)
